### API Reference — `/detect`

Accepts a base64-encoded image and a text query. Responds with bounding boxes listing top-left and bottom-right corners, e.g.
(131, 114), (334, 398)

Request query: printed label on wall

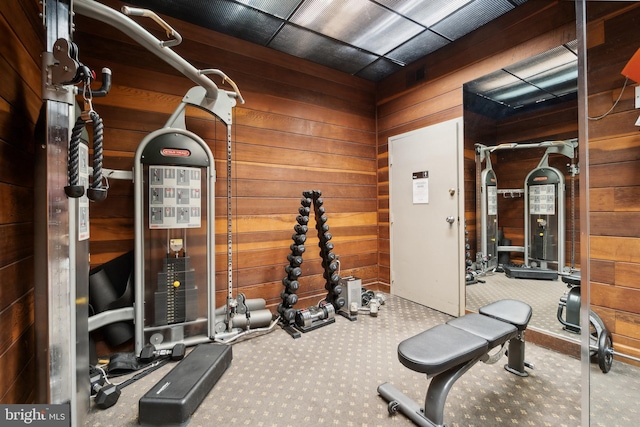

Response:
(149, 166), (202, 229)
(412, 171), (429, 204)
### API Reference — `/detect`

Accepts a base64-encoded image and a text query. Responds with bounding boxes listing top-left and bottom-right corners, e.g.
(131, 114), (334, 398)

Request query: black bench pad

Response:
(398, 324), (488, 375)
(479, 299), (532, 331)
(447, 313), (517, 347)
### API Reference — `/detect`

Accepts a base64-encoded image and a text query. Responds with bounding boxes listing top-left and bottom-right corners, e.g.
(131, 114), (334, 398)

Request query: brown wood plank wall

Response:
(586, 2), (640, 365)
(74, 0), (377, 319)
(376, 0), (577, 287)
(5, 0), (640, 404)
(0, 0), (42, 404)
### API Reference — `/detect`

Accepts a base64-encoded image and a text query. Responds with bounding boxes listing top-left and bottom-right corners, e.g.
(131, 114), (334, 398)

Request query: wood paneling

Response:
(0, 0), (40, 404)
(588, 0), (640, 362)
(5, 0), (640, 404)
(74, 0), (377, 330)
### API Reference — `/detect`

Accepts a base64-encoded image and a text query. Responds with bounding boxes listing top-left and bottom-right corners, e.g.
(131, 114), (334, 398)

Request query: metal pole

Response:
(36, 0), (88, 425)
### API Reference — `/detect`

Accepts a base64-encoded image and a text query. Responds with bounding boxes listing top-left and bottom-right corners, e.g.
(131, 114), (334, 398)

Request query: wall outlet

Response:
(635, 85), (640, 109)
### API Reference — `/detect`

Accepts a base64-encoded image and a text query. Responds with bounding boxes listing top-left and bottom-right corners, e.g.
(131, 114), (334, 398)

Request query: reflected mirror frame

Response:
(575, 1), (590, 426)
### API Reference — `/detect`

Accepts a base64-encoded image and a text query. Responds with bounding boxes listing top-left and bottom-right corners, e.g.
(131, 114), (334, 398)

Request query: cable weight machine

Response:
(475, 139), (577, 278)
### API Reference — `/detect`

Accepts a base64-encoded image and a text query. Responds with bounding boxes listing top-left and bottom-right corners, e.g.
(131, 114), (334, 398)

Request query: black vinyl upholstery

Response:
(448, 313), (517, 347)
(478, 299), (532, 331)
(398, 324), (488, 374)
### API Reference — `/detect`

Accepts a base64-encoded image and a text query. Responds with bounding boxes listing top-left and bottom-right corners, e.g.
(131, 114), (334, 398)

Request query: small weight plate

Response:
(150, 333), (164, 346)
(597, 329), (613, 374)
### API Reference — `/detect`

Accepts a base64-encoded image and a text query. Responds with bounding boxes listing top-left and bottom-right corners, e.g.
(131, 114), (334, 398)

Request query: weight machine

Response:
(131, 86), (275, 353)
(475, 139), (577, 275)
(479, 160), (499, 271)
(37, 0), (273, 424)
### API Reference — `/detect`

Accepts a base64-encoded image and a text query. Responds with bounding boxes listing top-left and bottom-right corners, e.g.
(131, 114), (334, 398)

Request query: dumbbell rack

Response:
(278, 190), (345, 338)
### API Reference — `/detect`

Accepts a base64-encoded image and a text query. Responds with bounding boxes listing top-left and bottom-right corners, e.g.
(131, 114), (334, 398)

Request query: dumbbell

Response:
(90, 369), (120, 409)
(139, 343), (186, 364)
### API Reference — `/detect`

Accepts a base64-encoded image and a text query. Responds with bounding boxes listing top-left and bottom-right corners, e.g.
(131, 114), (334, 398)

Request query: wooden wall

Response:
(0, 0), (42, 403)
(376, 0), (577, 287)
(75, 0), (378, 316)
(586, 2), (640, 364)
(5, 0), (640, 406)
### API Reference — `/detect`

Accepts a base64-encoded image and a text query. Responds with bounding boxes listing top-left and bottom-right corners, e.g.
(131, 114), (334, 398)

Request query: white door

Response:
(389, 118), (464, 317)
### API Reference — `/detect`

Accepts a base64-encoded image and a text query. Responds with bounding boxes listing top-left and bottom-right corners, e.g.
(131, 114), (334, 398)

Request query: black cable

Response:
(115, 359), (170, 389)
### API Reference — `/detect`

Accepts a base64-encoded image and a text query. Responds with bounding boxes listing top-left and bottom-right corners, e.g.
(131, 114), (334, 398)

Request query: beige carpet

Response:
(85, 293), (638, 427)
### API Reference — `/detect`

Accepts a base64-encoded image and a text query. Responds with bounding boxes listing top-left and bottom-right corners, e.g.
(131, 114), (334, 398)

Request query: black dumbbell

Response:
(281, 291), (298, 306)
(299, 206), (310, 216)
(90, 369), (120, 409)
(139, 343), (186, 364)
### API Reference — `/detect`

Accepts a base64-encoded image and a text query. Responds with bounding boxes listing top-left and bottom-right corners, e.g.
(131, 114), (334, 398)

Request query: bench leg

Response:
(423, 360), (478, 425)
(378, 382), (436, 427)
(505, 333), (529, 377)
(378, 357), (480, 427)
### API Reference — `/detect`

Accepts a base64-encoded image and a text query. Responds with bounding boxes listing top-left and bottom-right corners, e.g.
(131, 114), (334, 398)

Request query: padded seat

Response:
(447, 313), (517, 347)
(479, 299), (532, 331)
(398, 324), (488, 375)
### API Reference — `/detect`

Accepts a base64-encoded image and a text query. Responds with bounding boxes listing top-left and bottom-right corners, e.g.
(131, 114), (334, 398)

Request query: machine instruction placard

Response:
(529, 184), (555, 215)
(149, 165), (202, 229)
(487, 186), (497, 216)
(78, 143), (90, 241)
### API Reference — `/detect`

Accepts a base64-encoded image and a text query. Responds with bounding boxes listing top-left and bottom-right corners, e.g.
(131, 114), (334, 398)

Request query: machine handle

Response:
(121, 6), (183, 47)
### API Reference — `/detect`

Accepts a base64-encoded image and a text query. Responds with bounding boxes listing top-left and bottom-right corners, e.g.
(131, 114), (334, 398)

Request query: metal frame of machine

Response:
(475, 139), (577, 273)
(38, 1), (277, 423)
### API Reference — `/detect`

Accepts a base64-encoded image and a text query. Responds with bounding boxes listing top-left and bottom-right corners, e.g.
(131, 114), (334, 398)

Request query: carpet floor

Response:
(467, 271), (640, 427)
(85, 292), (638, 426)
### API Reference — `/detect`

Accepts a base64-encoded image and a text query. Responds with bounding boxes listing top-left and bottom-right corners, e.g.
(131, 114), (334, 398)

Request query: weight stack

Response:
(155, 256), (198, 325)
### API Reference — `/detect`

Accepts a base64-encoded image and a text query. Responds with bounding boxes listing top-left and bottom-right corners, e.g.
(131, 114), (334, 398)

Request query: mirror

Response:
(463, 42), (580, 341)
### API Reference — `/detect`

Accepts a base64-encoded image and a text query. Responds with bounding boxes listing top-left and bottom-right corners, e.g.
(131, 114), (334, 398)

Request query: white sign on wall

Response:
(412, 171), (429, 204)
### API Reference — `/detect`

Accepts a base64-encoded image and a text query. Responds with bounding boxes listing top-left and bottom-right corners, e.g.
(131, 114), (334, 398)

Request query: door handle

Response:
(446, 216), (455, 224)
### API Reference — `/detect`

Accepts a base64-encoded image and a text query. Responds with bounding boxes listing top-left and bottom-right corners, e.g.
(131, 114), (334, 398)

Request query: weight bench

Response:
(378, 299), (532, 427)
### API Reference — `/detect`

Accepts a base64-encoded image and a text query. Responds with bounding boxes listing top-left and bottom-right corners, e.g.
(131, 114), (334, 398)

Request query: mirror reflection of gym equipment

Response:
(475, 139), (577, 278)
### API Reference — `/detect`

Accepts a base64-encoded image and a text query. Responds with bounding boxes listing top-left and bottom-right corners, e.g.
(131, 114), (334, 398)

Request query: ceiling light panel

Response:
(290, 0), (424, 55)
(565, 39), (578, 55)
(430, 0), (515, 40)
(523, 64), (578, 97)
(234, 0), (303, 19)
(356, 57), (403, 81)
(376, 0), (473, 28)
(465, 69), (520, 94)
(269, 24), (378, 74)
(486, 80), (549, 107)
(385, 30), (450, 66)
(129, 0), (283, 45)
(505, 45), (577, 80)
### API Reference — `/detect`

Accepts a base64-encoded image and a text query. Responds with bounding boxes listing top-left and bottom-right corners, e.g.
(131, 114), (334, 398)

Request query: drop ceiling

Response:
(126, 0), (530, 81)
(124, 0), (577, 110)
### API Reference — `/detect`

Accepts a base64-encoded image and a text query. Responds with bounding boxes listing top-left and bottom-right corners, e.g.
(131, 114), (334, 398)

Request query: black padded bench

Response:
(378, 299), (532, 427)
